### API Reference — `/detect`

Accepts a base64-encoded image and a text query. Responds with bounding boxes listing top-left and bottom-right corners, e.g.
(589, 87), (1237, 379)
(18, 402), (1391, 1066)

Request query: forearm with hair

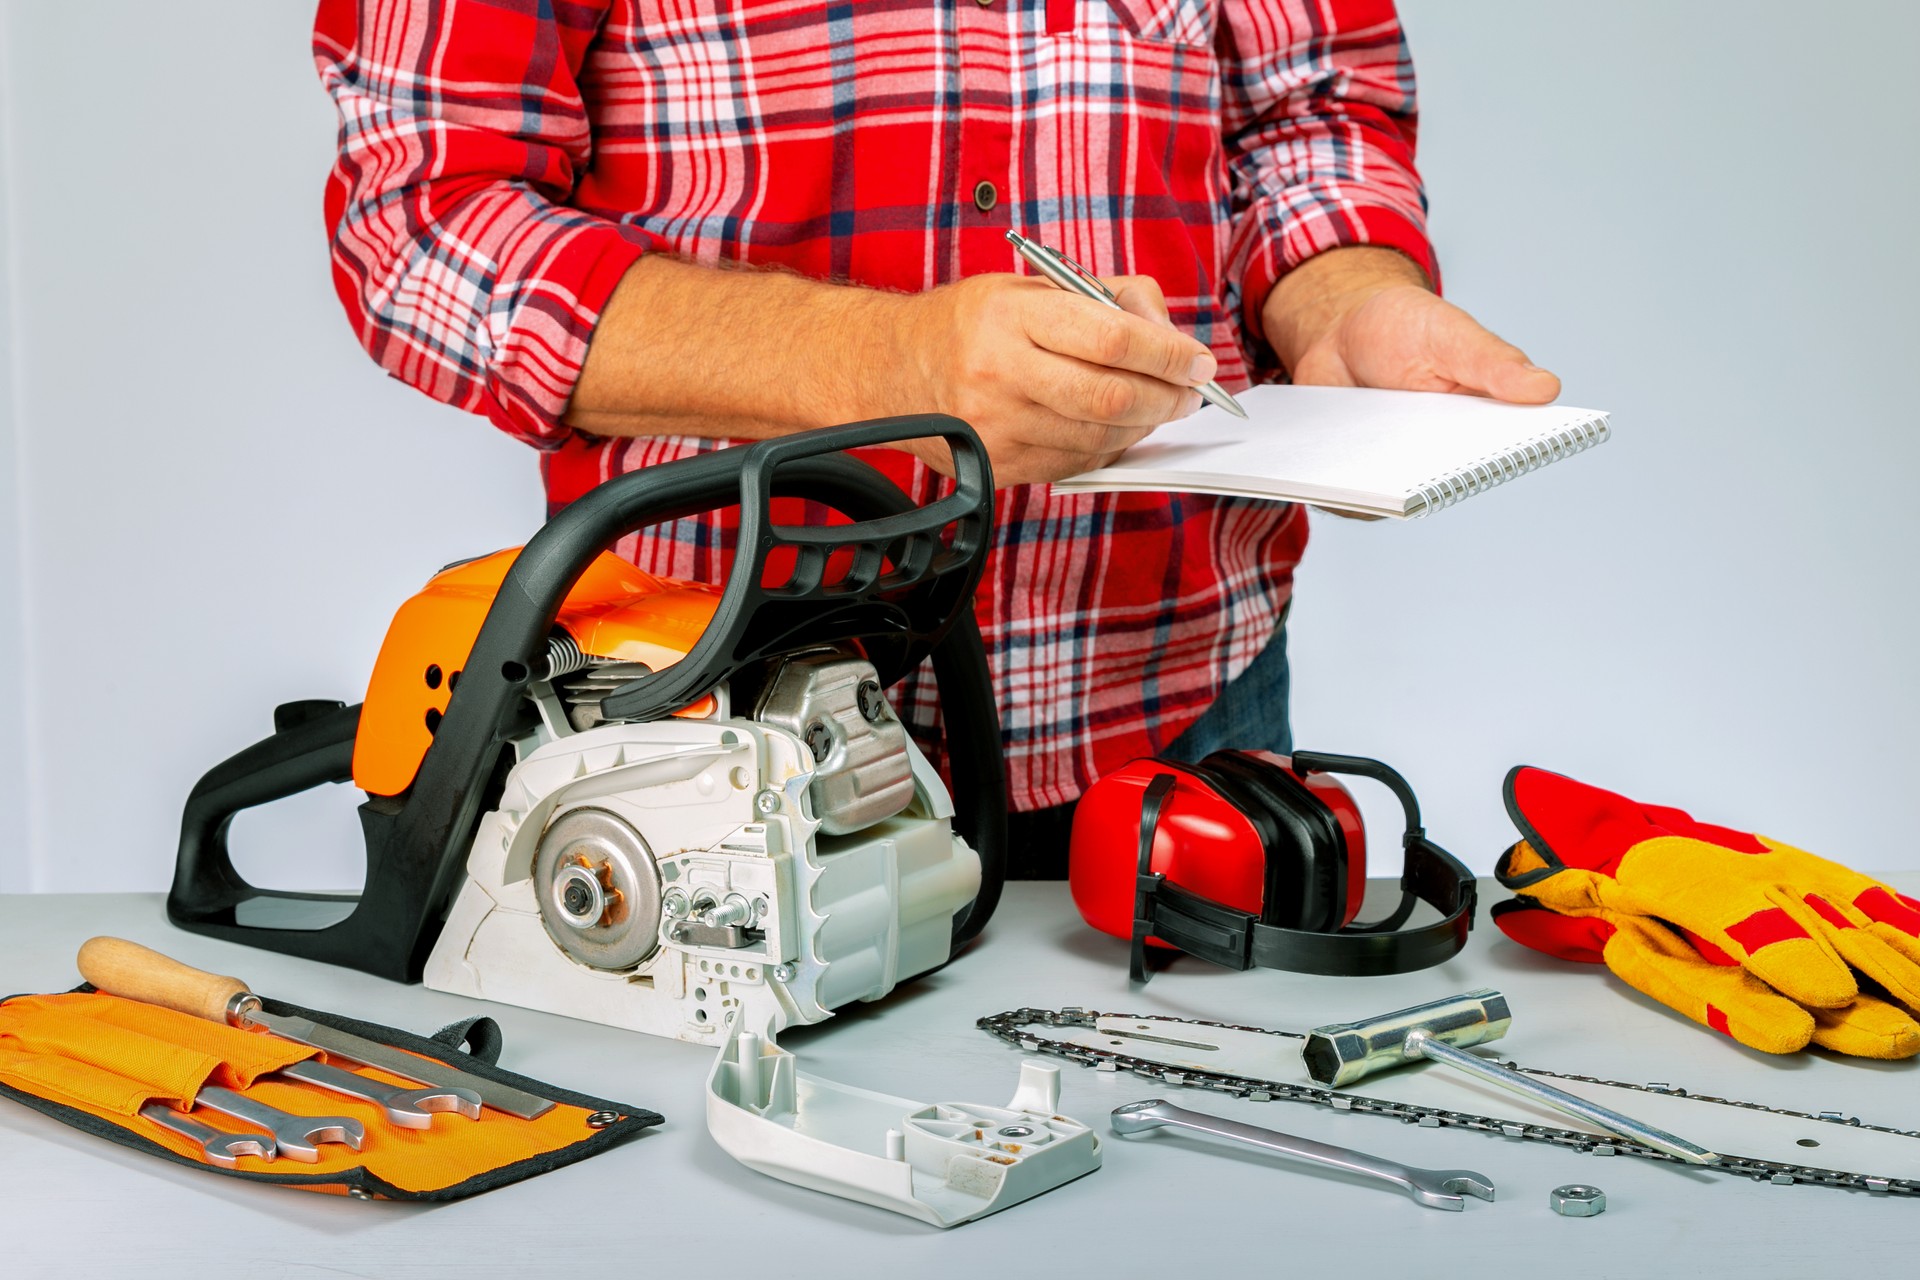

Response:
(563, 255), (912, 438)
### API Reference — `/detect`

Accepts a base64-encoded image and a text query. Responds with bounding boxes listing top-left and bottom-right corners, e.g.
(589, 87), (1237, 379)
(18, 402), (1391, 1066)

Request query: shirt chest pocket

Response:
(1096, 0), (1216, 50)
(586, 2), (852, 248)
(612, 2), (847, 109)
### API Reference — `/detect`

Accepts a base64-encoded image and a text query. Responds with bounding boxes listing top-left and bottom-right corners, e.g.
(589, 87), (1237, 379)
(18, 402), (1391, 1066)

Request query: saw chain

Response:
(977, 1007), (1919, 1196)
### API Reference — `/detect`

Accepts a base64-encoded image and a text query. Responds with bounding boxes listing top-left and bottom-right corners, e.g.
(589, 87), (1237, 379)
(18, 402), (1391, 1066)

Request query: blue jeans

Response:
(1162, 623), (1294, 764)
(1002, 623), (1293, 878)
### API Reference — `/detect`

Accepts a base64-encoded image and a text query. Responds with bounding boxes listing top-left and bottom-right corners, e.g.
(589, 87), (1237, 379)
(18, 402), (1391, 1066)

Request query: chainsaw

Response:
(168, 418), (1006, 1046)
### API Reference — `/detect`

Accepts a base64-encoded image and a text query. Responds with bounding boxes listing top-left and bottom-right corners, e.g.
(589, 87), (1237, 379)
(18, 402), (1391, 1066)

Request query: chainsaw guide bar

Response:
(976, 1008), (1920, 1196)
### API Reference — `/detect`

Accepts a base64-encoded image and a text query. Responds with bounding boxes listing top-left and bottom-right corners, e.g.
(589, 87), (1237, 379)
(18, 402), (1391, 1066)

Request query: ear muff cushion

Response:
(1196, 751), (1347, 932)
(1184, 756), (1315, 930)
(1175, 759), (1288, 910)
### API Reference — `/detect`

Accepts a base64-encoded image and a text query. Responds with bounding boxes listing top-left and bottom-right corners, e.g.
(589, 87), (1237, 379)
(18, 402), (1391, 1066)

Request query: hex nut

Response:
(1550, 1184), (1606, 1217)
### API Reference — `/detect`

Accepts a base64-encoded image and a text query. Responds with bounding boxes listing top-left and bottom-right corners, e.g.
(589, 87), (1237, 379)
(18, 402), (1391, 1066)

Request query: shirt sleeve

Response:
(313, 0), (660, 447)
(1217, 0), (1436, 374)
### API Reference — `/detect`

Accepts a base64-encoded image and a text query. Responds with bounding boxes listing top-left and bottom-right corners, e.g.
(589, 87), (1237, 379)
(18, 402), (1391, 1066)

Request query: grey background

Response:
(0, 0), (1914, 893)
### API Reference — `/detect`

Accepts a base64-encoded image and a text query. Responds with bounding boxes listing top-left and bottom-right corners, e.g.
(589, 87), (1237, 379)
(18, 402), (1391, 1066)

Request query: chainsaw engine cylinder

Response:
(754, 652), (915, 835)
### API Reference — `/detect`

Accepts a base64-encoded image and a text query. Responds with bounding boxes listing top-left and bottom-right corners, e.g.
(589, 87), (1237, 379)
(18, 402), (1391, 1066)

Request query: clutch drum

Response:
(532, 807), (663, 971)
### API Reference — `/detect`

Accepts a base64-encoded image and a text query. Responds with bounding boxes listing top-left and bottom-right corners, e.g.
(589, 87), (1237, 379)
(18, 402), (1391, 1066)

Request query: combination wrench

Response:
(139, 1102), (277, 1167)
(1111, 1099), (1496, 1211)
(193, 1086), (365, 1162)
(276, 1058), (482, 1129)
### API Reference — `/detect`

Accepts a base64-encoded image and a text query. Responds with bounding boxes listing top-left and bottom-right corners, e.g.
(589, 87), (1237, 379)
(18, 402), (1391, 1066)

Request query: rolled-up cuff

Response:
(481, 221), (658, 448)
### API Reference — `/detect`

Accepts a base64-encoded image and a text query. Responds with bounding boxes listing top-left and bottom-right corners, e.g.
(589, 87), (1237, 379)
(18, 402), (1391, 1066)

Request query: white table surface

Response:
(3, 880), (1915, 1278)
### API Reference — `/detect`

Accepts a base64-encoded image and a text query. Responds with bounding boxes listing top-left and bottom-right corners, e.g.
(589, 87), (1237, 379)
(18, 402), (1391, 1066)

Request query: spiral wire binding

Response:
(1406, 413), (1611, 518)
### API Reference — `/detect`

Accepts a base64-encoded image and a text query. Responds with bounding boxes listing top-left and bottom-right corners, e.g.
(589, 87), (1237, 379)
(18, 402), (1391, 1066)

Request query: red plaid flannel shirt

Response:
(315, 0), (1433, 812)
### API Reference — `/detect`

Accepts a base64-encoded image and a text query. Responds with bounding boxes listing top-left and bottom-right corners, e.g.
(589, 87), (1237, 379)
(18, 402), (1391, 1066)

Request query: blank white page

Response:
(1053, 385), (1611, 518)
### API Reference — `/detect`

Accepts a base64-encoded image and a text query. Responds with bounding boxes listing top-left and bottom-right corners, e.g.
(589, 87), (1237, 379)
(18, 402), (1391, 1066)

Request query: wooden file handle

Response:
(77, 937), (252, 1023)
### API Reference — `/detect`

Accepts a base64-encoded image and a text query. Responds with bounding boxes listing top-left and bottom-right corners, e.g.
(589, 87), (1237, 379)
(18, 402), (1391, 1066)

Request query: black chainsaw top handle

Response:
(574, 417), (991, 720)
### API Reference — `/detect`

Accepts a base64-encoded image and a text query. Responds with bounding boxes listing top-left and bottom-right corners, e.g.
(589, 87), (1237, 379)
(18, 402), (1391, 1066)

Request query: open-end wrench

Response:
(139, 1102), (277, 1167)
(276, 1059), (482, 1129)
(1112, 1099), (1496, 1211)
(194, 1086), (365, 1162)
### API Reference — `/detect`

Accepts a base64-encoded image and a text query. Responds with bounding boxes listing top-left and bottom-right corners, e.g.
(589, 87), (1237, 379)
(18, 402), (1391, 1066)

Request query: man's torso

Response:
(540, 2), (1308, 808)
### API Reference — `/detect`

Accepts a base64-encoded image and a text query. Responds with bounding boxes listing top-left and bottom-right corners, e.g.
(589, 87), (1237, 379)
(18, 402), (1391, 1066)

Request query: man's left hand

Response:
(1262, 246), (1560, 404)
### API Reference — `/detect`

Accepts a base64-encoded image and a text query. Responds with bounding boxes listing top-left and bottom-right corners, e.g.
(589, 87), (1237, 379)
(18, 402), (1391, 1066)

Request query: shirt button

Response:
(976, 0), (994, 6)
(972, 180), (998, 212)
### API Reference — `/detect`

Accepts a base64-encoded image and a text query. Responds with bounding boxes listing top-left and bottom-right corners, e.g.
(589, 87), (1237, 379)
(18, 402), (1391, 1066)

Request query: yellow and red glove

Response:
(1492, 766), (1920, 1058)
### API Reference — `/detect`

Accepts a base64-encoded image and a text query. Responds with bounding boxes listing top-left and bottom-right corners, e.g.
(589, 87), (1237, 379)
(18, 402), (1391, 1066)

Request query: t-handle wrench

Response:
(140, 1102), (277, 1167)
(1111, 1099), (1496, 1211)
(1303, 990), (1719, 1165)
(276, 1059), (482, 1129)
(194, 1086), (364, 1162)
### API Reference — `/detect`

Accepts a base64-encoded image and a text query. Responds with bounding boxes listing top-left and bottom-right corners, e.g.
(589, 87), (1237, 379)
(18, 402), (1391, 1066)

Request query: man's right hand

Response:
(893, 273), (1217, 487)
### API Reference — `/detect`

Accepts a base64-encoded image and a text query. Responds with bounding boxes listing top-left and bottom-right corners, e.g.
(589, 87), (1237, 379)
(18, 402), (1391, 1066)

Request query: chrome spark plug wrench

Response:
(1302, 989), (1718, 1166)
(1111, 1099), (1496, 1211)
(192, 1086), (364, 1162)
(276, 1058), (482, 1129)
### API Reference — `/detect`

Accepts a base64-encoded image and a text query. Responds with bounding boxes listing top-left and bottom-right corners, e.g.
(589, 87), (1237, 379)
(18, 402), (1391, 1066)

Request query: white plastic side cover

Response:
(706, 1014), (1101, 1228)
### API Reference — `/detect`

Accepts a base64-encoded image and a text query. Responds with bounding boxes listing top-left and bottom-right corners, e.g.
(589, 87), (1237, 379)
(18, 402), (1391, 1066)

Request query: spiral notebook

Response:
(1053, 385), (1612, 519)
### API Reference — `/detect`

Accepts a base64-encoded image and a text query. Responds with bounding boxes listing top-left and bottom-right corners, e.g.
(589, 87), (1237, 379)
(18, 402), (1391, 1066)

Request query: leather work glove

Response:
(1491, 766), (1920, 1058)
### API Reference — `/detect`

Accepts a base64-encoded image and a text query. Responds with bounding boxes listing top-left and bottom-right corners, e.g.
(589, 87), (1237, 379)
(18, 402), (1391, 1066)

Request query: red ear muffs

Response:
(1069, 750), (1476, 980)
(1069, 751), (1365, 939)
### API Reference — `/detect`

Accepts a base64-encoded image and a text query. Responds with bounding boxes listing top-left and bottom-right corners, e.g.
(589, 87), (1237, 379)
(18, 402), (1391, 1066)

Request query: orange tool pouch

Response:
(0, 989), (660, 1200)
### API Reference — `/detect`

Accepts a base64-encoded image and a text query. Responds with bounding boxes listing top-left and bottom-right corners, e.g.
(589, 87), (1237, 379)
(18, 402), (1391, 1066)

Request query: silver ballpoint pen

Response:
(1005, 229), (1248, 419)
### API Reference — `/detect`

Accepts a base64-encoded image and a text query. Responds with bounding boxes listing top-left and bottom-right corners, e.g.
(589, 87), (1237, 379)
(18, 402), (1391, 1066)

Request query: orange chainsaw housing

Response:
(352, 549), (723, 797)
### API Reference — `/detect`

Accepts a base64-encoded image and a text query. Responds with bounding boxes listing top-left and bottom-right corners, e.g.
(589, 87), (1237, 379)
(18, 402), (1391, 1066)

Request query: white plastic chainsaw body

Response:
(422, 654), (982, 1045)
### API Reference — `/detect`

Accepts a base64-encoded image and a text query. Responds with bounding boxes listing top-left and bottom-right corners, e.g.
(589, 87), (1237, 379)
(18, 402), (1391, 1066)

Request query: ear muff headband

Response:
(1127, 750), (1476, 980)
